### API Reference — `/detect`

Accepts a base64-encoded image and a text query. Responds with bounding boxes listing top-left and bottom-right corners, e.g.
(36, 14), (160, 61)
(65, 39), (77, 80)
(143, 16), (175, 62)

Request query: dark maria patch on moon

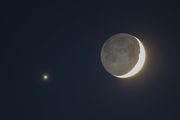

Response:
(101, 33), (140, 76)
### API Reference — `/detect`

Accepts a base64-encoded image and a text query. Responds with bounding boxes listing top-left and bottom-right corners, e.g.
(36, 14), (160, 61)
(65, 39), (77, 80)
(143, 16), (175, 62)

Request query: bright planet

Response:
(42, 74), (49, 81)
(100, 33), (146, 78)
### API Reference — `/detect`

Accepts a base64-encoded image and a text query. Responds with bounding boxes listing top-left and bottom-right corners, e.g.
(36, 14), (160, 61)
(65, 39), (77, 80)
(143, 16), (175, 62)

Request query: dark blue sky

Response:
(2, 0), (180, 120)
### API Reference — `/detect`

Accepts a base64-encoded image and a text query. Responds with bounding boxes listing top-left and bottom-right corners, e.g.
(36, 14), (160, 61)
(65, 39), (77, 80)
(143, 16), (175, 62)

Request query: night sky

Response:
(2, 0), (180, 120)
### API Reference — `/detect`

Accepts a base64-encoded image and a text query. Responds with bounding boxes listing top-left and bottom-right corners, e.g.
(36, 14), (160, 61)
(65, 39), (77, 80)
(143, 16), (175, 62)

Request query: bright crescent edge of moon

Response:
(116, 37), (146, 78)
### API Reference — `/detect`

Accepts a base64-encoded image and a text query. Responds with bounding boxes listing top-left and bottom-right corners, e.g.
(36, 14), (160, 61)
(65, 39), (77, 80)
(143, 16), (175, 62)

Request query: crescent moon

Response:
(116, 37), (146, 78)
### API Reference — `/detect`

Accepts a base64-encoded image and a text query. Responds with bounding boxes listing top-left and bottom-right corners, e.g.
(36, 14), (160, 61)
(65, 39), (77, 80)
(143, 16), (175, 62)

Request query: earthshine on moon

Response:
(101, 33), (146, 78)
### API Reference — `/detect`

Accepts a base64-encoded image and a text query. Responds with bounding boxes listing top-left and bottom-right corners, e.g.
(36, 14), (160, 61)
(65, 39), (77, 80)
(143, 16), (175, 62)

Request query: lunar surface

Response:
(101, 33), (145, 78)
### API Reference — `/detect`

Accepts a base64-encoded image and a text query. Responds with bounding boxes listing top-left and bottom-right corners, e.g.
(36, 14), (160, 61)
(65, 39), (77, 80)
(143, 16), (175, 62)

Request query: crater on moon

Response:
(101, 33), (140, 76)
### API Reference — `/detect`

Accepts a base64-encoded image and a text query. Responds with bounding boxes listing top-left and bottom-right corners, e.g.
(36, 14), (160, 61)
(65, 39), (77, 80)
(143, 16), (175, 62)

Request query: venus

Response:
(42, 73), (49, 81)
(101, 33), (146, 78)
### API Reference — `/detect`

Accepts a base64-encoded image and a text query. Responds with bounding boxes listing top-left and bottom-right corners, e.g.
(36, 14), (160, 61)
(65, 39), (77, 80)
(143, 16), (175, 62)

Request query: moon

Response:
(101, 33), (146, 78)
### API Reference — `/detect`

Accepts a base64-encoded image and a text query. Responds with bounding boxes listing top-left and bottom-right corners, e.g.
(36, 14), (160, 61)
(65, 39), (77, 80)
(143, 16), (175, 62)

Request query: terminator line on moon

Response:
(101, 33), (146, 78)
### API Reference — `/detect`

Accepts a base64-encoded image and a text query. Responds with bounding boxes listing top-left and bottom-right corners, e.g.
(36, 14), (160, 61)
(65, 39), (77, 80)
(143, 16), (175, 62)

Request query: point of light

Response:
(42, 74), (49, 80)
(117, 37), (146, 78)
